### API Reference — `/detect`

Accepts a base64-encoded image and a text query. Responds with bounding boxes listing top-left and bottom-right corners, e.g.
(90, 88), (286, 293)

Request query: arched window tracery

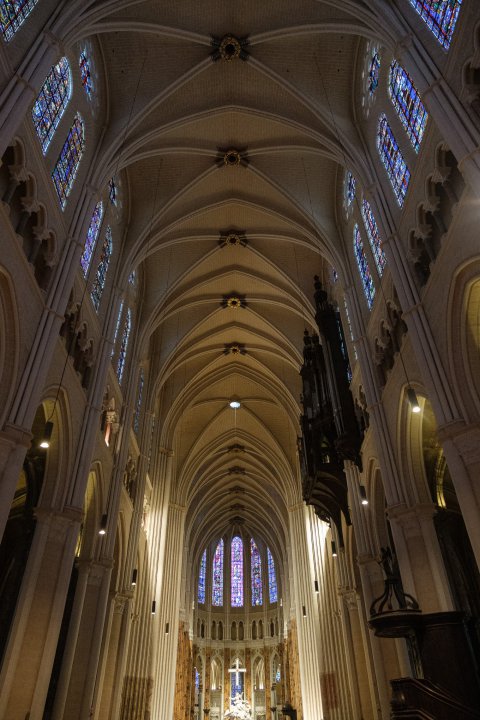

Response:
(198, 549), (206, 604)
(231, 535), (244, 607)
(377, 114), (410, 206)
(408, 0), (462, 50)
(91, 226), (112, 311)
(361, 199), (386, 277)
(32, 57), (72, 154)
(212, 538), (224, 607)
(52, 114), (85, 209)
(354, 224), (375, 309)
(80, 201), (103, 277)
(250, 538), (262, 606)
(0, 0), (38, 41)
(389, 61), (428, 152)
(267, 547), (278, 603)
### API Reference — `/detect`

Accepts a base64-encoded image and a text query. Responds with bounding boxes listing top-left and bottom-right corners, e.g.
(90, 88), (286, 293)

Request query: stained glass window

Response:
(344, 171), (356, 211)
(231, 536), (244, 607)
(112, 300), (123, 354)
(79, 50), (93, 97)
(91, 226), (112, 311)
(109, 177), (118, 206)
(267, 547), (278, 603)
(250, 538), (263, 606)
(133, 368), (144, 434)
(344, 298), (358, 360)
(275, 668), (281, 683)
(195, 668), (200, 691)
(52, 114), (85, 209)
(212, 539), (224, 607)
(32, 58), (72, 154)
(0, 0), (38, 41)
(389, 61), (428, 152)
(198, 549), (207, 604)
(80, 201), (103, 276)
(128, 270), (136, 286)
(377, 115), (410, 207)
(361, 199), (386, 277)
(368, 51), (380, 95)
(408, 0), (462, 50)
(354, 224), (375, 309)
(116, 308), (131, 383)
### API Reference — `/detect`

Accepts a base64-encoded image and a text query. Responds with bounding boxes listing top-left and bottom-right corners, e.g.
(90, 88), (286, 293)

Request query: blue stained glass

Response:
(198, 549), (206, 604)
(344, 297), (358, 360)
(128, 270), (136, 286)
(79, 50), (93, 97)
(133, 368), (144, 434)
(32, 58), (72, 154)
(80, 201), (103, 276)
(361, 200), (386, 277)
(344, 171), (356, 210)
(52, 114), (85, 209)
(195, 668), (200, 691)
(231, 536), (243, 607)
(0, 0), (38, 41)
(91, 226), (112, 311)
(212, 539), (224, 606)
(250, 538), (263, 606)
(116, 308), (131, 383)
(267, 547), (278, 603)
(409, 0), (462, 50)
(112, 300), (123, 355)
(109, 177), (118, 206)
(368, 52), (380, 95)
(377, 115), (410, 207)
(275, 668), (281, 683)
(389, 61), (428, 152)
(354, 224), (375, 309)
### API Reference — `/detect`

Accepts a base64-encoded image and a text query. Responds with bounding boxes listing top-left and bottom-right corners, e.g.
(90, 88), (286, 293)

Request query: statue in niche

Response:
(123, 455), (137, 501)
(101, 388), (119, 447)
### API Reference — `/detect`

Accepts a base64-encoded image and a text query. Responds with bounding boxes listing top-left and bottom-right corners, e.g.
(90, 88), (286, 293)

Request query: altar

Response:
(224, 693), (253, 720)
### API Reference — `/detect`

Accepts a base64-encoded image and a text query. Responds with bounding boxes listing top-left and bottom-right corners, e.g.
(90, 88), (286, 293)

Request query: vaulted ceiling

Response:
(75, 0), (385, 566)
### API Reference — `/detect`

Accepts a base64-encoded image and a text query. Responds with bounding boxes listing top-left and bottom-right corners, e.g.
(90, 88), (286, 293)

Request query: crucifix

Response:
(228, 658), (246, 698)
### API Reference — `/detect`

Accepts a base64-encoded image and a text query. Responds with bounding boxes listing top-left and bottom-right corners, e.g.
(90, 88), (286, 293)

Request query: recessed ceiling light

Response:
(229, 399), (241, 409)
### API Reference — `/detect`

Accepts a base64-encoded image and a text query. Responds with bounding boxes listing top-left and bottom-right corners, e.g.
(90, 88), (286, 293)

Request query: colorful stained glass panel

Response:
(377, 115), (410, 207)
(198, 549), (206, 604)
(354, 224), (375, 309)
(267, 547), (278, 603)
(52, 114), (85, 209)
(133, 368), (144, 434)
(408, 0), (462, 50)
(368, 52), (380, 95)
(250, 538), (263, 606)
(231, 536), (243, 607)
(344, 171), (356, 210)
(91, 226), (112, 310)
(212, 539), (224, 606)
(0, 0), (38, 41)
(32, 57), (72, 154)
(79, 50), (93, 97)
(389, 61), (428, 152)
(117, 308), (131, 383)
(361, 199), (386, 276)
(80, 201), (103, 276)
(109, 177), (118, 206)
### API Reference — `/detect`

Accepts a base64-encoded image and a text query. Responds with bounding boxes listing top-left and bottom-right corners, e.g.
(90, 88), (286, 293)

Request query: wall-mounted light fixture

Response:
(98, 513), (108, 536)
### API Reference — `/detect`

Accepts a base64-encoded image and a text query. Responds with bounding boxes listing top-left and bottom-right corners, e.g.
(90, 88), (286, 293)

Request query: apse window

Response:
(408, 0), (462, 50)
(389, 61), (428, 152)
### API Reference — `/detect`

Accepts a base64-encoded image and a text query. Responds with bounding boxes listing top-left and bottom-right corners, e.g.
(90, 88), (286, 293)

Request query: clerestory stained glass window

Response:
(377, 115), (410, 207)
(0, 0), (38, 41)
(344, 171), (356, 211)
(389, 61), (428, 152)
(231, 536), (244, 607)
(354, 224), (375, 309)
(80, 201), (103, 277)
(116, 308), (131, 383)
(52, 114), (85, 209)
(344, 297), (358, 360)
(91, 226), (112, 311)
(32, 57), (72, 154)
(361, 199), (386, 277)
(250, 538), (263, 606)
(368, 51), (380, 95)
(267, 547), (278, 603)
(133, 368), (144, 434)
(408, 0), (462, 50)
(195, 668), (200, 691)
(212, 539), (224, 606)
(109, 177), (118, 206)
(79, 50), (93, 97)
(198, 549), (206, 604)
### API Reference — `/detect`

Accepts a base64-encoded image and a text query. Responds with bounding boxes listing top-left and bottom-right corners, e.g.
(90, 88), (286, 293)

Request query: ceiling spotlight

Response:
(229, 398), (241, 409)
(407, 387), (421, 414)
(331, 540), (338, 558)
(359, 485), (369, 506)
(98, 513), (108, 536)
(39, 421), (53, 449)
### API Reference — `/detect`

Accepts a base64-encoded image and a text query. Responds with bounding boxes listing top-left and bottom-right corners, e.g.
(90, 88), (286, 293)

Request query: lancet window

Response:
(408, 0), (462, 50)
(344, 171), (356, 211)
(377, 114), (410, 206)
(91, 226), (112, 311)
(116, 308), (131, 383)
(109, 177), (118, 206)
(0, 0), (38, 40)
(361, 199), (386, 276)
(231, 536), (244, 607)
(389, 61), (428, 152)
(267, 547), (278, 603)
(198, 549), (207, 604)
(52, 114), (85, 209)
(133, 368), (144, 434)
(354, 224), (375, 309)
(32, 57), (72, 153)
(251, 539), (263, 606)
(79, 50), (93, 97)
(80, 201), (103, 276)
(368, 51), (380, 95)
(212, 539), (224, 606)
